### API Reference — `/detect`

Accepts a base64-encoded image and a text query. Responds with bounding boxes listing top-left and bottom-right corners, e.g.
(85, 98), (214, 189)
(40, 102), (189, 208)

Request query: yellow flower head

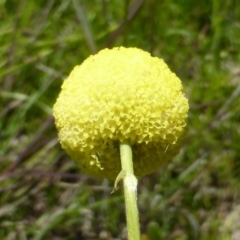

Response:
(53, 47), (189, 180)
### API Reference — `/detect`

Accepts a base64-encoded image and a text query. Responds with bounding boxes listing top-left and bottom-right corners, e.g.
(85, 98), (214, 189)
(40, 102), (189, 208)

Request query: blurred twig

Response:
(72, 0), (97, 53)
(2, 117), (55, 173)
(105, 0), (144, 47)
(210, 83), (240, 128)
(0, 170), (82, 183)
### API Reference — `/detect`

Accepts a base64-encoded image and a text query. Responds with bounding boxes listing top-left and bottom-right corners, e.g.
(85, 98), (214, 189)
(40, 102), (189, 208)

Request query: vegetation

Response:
(1, 0), (240, 239)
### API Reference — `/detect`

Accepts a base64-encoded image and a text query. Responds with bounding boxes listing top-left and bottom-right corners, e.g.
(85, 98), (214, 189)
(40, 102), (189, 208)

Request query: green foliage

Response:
(1, 0), (240, 239)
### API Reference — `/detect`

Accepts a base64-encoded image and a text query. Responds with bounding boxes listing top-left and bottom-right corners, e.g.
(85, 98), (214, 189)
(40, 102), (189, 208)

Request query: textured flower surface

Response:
(53, 47), (189, 180)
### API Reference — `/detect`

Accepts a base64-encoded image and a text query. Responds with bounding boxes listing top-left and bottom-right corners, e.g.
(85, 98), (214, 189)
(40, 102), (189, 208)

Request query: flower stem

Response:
(120, 140), (140, 240)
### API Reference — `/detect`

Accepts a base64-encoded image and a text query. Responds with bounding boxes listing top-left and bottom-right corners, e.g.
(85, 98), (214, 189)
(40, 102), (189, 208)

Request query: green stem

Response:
(120, 140), (140, 240)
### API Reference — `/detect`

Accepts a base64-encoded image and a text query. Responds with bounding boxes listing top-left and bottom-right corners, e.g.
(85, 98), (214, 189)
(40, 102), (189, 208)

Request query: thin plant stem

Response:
(120, 140), (140, 240)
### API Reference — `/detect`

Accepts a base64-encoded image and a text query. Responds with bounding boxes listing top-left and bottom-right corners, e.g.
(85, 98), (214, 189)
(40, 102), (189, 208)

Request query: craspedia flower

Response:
(53, 47), (189, 181)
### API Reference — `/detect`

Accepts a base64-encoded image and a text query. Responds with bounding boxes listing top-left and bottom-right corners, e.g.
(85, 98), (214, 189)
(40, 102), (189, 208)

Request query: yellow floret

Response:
(53, 47), (189, 180)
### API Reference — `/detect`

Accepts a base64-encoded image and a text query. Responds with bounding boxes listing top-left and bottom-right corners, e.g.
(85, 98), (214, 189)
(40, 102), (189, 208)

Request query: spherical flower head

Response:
(53, 47), (189, 181)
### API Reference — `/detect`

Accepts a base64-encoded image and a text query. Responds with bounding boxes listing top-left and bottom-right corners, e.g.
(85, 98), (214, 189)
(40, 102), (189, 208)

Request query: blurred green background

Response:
(1, 0), (240, 239)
